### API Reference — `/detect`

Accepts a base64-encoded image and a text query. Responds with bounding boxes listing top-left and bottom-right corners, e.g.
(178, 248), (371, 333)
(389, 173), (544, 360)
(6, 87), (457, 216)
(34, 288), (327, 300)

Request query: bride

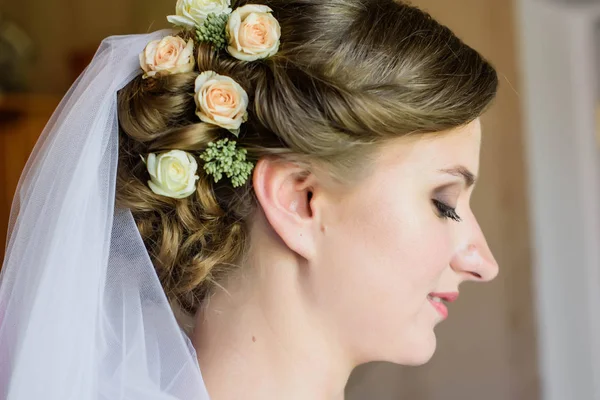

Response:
(0, 0), (499, 399)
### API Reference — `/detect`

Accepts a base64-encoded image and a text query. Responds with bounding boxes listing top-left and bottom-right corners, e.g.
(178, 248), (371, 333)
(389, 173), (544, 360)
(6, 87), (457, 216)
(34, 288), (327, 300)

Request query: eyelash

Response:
(432, 199), (462, 222)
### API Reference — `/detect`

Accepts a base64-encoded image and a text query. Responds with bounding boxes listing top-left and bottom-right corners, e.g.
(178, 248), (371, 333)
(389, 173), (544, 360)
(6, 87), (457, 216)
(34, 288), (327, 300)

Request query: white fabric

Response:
(0, 31), (210, 400)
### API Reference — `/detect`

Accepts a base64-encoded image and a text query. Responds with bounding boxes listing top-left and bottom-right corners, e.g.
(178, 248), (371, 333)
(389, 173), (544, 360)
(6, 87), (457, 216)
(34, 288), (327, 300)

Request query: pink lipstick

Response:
(427, 292), (459, 319)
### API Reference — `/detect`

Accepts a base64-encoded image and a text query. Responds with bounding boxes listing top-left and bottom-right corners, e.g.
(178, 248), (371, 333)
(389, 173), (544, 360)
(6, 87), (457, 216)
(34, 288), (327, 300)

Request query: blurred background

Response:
(1, 0), (599, 399)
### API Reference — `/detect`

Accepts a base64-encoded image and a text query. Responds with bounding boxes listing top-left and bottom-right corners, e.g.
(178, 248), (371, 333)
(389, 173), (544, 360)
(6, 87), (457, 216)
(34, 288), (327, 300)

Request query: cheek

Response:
(377, 206), (448, 304)
(309, 186), (453, 361)
(331, 187), (451, 297)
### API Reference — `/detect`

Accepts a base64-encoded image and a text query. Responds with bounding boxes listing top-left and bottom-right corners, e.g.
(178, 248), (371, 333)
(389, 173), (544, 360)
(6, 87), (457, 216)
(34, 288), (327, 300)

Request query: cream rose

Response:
(146, 150), (199, 199)
(227, 5), (281, 61)
(139, 36), (195, 79)
(194, 71), (249, 133)
(167, 0), (232, 29)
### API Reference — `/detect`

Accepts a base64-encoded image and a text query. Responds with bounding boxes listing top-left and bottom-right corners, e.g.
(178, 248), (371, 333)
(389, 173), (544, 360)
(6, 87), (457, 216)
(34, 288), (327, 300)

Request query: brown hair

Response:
(116, 0), (498, 314)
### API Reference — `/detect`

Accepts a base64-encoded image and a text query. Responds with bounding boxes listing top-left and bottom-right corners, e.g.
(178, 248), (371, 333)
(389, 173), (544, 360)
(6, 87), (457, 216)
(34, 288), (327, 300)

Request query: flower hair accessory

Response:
(167, 0), (232, 30)
(226, 5), (281, 61)
(138, 67), (252, 192)
(200, 139), (254, 188)
(143, 140), (253, 198)
(167, 1), (281, 62)
(139, 36), (195, 79)
(197, 13), (230, 50)
(194, 70), (249, 135)
(144, 150), (200, 199)
(138, 0), (280, 194)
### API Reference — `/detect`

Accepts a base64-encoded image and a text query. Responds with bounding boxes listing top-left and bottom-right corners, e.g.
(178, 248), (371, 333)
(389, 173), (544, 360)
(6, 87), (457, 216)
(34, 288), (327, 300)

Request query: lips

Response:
(429, 292), (459, 303)
(427, 292), (459, 319)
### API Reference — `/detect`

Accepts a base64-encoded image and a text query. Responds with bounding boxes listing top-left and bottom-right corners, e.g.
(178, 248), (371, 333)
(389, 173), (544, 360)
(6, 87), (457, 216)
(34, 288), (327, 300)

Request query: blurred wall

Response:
(2, 0), (172, 93)
(1, 0), (539, 398)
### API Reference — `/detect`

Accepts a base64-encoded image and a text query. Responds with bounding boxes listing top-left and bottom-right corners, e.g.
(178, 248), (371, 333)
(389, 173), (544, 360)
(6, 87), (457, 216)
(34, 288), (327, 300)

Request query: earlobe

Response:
(252, 158), (320, 260)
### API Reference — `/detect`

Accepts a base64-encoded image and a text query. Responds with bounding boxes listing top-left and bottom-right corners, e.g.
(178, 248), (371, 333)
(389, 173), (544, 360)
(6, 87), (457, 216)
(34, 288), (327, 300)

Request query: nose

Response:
(450, 212), (499, 282)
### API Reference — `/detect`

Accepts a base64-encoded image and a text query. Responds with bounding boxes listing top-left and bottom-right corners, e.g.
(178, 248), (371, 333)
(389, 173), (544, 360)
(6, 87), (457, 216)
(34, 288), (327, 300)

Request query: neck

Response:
(191, 219), (353, 400)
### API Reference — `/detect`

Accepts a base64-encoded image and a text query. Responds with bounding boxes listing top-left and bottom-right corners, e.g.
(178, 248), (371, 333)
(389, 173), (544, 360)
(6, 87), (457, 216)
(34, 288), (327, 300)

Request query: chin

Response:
(393, 330), (438, 366)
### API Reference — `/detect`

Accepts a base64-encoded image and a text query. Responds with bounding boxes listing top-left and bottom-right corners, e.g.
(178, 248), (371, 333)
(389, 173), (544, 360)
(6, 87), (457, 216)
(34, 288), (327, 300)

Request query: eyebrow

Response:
(439, 166), (477, 188)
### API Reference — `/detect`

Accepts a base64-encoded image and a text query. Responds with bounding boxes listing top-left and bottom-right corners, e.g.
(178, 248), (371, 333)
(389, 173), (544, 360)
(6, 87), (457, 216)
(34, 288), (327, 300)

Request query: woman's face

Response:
(311, 119), (498, 366)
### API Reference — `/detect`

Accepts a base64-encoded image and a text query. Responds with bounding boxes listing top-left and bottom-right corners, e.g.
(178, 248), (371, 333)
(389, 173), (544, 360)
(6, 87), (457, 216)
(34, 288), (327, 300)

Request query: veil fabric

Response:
(0, 30), (210, 400)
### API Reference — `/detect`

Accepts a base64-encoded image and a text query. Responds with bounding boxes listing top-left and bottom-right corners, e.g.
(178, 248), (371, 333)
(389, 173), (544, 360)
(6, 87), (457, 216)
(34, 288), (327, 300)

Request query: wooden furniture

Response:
(0, 94), (60, 264)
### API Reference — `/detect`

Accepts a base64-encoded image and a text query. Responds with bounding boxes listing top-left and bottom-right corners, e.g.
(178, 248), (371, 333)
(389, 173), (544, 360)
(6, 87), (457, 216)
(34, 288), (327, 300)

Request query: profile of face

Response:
(254, 118), (499, 367)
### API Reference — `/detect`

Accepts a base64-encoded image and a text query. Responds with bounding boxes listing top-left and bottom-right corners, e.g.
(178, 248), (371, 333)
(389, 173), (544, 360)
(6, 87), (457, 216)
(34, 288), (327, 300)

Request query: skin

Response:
(192, 119), (499, 400)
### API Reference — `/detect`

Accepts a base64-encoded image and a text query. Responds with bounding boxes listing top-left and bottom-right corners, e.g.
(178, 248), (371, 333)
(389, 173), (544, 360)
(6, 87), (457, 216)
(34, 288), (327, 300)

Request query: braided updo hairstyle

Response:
(116, 0), (498, 315)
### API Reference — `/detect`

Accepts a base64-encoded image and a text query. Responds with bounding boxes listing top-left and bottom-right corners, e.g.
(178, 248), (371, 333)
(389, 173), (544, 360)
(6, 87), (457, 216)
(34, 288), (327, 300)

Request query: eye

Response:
(432, 199), (462, 222)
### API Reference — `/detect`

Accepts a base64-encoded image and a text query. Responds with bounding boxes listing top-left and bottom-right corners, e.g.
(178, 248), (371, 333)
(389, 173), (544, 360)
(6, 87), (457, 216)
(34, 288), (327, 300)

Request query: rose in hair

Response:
(139, 36), (195, 79)
(194, 71), (249, 133)
(227, 4), (281, 61)
(145, 150), (199, 199)
(167, 0), (232, 29)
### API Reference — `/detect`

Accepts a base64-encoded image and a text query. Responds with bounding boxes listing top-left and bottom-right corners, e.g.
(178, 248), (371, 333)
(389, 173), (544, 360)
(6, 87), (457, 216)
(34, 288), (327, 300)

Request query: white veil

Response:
(0, 30), (210, 400)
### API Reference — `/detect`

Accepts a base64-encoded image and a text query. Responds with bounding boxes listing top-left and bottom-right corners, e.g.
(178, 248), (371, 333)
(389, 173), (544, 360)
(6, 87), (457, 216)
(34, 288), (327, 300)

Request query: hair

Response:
(116, 0), (498, 315)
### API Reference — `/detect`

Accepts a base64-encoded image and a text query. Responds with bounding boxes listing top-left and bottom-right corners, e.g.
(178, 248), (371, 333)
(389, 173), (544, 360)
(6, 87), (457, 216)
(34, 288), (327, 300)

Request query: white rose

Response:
(146, 150), (199, 199)
(194, 71), (249, 133)
(139, 36), (195, 79)
(227, 4), (281, 61)
(167, 0), (232, 29)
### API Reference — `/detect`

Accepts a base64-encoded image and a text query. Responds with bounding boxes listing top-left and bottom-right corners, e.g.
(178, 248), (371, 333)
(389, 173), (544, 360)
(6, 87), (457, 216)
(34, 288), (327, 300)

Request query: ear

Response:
(252, 157), (323, 260)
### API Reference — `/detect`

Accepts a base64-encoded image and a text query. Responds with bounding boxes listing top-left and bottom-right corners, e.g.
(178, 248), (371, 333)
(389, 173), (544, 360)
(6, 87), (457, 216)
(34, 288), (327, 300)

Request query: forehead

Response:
(376, 119), (482, 176)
